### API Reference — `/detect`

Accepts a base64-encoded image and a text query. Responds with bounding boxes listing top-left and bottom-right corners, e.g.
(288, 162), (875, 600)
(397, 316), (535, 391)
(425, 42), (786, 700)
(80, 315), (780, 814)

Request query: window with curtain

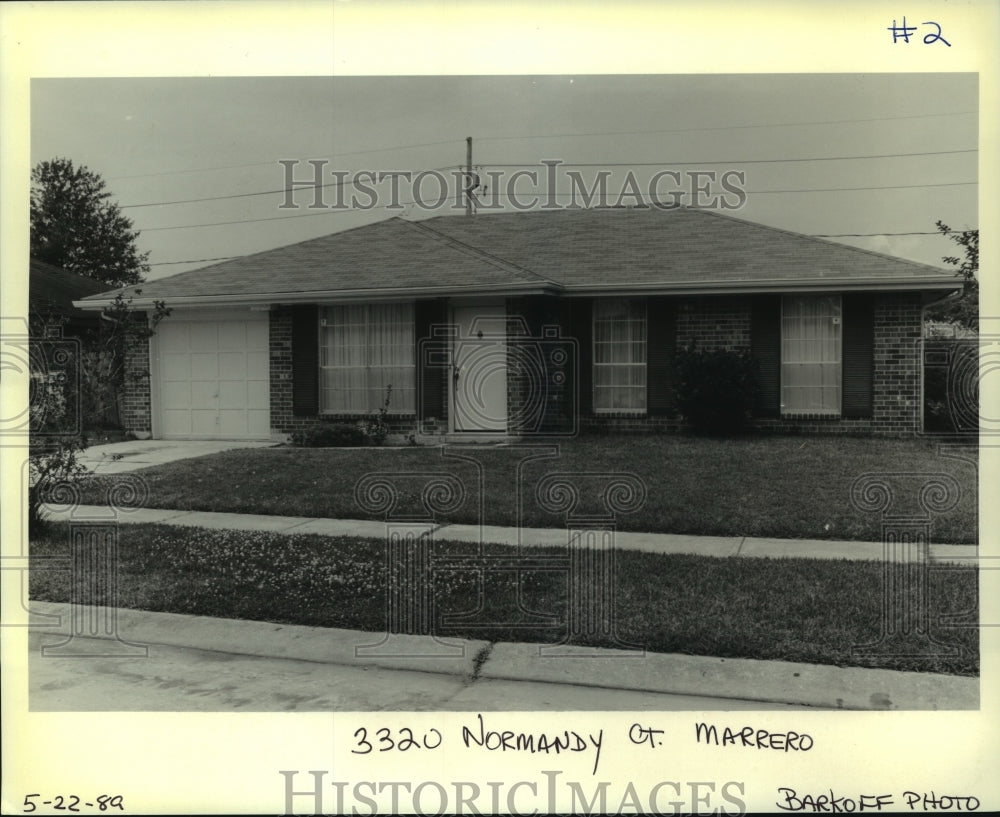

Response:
(781, 294), (842, 415)
(319, 303), (415, 413)
(593, 297), (647, 412)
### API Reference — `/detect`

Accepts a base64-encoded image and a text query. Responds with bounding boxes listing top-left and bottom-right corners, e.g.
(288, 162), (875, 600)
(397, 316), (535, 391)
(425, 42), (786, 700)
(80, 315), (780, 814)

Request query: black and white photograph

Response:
(2, 3), (997, 816)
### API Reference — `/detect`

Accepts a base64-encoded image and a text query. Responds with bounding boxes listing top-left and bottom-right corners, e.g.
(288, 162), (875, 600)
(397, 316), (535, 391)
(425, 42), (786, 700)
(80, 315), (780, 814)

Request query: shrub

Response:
(290, 387), (397, 447)
(358, 385), (393, 446)
(290, 421), (367, 448)
(674, 345), (759, 434)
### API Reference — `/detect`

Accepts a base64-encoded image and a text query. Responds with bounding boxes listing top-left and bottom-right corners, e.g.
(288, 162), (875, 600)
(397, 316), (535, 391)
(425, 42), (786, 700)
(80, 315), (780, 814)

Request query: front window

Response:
(593, 297), (647, 412)
(320, 303), (415, 413)
(781, 294), (842, 416)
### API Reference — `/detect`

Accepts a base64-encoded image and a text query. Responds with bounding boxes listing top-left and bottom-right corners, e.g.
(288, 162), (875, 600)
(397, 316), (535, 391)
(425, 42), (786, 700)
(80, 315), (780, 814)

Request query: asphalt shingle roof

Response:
(80, 207), (958, 305)
(30, 258), (107, 320)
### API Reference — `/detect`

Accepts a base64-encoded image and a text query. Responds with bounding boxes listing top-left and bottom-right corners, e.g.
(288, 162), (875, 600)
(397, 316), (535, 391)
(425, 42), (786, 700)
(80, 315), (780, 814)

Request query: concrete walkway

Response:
(77, 439), (277, 474)
(26, 602), (977, 711)
(42, 503), (978, 564)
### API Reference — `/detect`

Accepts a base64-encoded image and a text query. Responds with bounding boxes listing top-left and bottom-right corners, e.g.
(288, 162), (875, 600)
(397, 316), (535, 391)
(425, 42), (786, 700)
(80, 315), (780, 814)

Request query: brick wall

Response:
(676, 296), (751, 351)
(268, 308), (297, 435)
(872, 291), (923, 434)
(506, 297), (574, 435)
(583, 292), (924, 437)
(122, 317), (152, 434)
(133, 293), (924, 440)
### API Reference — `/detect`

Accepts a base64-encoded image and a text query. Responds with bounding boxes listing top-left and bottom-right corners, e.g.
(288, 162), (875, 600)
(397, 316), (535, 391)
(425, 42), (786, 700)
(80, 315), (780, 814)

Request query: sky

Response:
(30, 73), (978, 281)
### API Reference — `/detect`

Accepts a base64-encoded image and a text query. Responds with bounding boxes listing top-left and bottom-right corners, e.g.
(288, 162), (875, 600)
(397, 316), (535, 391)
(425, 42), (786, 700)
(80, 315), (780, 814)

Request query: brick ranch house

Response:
(75, 207), (961, 440)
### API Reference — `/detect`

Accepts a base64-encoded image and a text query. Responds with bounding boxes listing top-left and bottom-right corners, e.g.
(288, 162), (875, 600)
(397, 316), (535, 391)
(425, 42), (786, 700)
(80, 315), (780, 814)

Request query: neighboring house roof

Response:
(77, 207), (961, 309)
(30, 257), (107, 324)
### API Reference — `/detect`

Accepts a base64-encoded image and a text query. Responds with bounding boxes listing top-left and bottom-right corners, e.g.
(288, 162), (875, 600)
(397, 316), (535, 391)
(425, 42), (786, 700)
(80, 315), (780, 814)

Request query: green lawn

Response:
(29, 523), (979, 676)
(78, 436), (978, 543)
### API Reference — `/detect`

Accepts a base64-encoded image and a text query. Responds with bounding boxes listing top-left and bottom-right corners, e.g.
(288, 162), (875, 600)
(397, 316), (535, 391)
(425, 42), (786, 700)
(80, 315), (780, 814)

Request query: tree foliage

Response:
(927, 220), (978, 331)
(31, 158), (150, 287)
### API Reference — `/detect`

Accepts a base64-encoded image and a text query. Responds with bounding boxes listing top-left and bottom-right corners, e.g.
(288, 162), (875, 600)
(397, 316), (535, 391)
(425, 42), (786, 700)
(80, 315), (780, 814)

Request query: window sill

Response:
(319, 412), (417, 418)
(780, 412), (842, 421)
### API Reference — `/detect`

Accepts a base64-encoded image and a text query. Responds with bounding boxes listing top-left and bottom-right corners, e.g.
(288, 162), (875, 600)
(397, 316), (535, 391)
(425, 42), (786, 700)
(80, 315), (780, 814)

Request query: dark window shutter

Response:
(750, 295), (781, 418)
(291, 304), (319, 416)
(842, 294), (874, 418)
(647, 296), (677, 416)
(415, 298), (447, 421)
(569, 298), (593, 416)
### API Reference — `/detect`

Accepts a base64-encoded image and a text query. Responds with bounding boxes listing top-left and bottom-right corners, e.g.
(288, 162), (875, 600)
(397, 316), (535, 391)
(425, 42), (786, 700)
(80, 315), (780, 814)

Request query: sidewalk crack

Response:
(736, 537), (746, 556)
(469, 642), (494, 683)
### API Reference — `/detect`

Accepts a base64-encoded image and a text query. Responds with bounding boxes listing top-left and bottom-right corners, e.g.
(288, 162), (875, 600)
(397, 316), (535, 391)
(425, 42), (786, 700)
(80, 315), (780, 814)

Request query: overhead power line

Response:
(475, 110), (978, 143)
(108, 111), (977, 181)
(122, 147), (975, 212)
(120, 166), (458, 208)
(148, 255), (242, 267)
(481, 148), (977, 168)
(108, 139), (464, 182)
(139, 175), (975, 233)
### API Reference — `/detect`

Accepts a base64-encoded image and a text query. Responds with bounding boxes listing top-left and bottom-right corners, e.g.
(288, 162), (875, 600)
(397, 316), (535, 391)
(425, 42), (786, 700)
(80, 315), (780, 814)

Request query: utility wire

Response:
(481, 148), (977, 168)
(148, 255), (242, 267)
(138, 178), (976, 232)
(109, 139), (463, 181)
(108, 111), (977, 181)
(475, 110), (978, 142)
(120, 166), (458, 208)
(123, 147), (975, 213)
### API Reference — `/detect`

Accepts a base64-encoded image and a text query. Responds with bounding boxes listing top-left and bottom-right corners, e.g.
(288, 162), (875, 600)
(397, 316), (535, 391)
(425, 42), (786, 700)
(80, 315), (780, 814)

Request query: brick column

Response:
(872, 293), (922, 433)
(122, 317), (152, 435)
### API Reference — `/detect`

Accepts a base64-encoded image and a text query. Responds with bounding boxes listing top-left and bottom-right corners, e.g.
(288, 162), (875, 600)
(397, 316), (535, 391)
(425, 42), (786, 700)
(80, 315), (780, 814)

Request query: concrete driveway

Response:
(78, 439), (278, 474)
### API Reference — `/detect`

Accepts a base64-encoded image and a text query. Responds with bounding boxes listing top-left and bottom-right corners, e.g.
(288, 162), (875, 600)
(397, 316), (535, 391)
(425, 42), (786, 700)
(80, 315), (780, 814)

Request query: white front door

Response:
(452, 303), (507, 432)
(154, 312), (270, 439)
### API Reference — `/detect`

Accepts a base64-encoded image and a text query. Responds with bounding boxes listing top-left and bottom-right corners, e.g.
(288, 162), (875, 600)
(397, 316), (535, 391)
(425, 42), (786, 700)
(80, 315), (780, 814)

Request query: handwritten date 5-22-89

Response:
(22, 794), (125, 812)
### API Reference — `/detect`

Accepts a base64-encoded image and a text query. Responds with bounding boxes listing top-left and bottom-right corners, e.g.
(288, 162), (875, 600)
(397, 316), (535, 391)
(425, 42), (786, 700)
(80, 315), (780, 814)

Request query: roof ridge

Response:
(683, 206), (953, 275)
(403, 218), (562, 288)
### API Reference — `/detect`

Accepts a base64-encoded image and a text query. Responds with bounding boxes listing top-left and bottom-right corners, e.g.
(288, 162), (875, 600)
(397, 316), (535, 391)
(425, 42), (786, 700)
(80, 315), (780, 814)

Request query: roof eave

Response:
(73, 277), (961, 310)
(563, 278), (962, 296)
(73, 281), (561, 310)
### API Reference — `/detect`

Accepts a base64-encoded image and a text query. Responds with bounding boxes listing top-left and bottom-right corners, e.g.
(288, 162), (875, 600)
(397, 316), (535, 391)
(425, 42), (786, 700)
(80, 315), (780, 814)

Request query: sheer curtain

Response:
(781, 295), (842, 415)
(320, 303), (415, 413)
(593, 298), (647, 412)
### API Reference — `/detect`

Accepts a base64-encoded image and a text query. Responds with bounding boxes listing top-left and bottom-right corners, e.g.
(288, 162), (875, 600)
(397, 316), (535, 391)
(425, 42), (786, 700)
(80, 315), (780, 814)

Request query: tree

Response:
(926, 220), (978, 331)
(31, 158), (150, 287)
(28, 293), (170, 532)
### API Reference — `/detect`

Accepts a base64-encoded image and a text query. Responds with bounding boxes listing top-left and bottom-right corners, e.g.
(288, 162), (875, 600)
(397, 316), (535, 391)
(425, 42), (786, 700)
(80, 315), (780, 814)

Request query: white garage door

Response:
(155, 315), (270, 439)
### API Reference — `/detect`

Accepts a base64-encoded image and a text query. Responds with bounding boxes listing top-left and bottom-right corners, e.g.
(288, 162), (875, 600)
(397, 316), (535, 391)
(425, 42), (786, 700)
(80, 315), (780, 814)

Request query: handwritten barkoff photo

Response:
(22, 73), (979, 713)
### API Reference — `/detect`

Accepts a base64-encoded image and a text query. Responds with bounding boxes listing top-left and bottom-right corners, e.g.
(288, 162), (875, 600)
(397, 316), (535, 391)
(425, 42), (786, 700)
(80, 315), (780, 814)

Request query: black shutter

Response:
(750, 295), (781, 418)
(842, 294), (874, 418)
(569, 298), (593, 416)
(415, 298), (447, 422)
(647, 296), (677, 416)
(291, 304), (319, 416)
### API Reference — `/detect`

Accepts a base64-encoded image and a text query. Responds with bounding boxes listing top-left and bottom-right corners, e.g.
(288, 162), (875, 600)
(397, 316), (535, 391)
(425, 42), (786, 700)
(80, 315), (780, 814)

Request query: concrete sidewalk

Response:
(42, 503), (978, 564)
(77, 439), (277, 475)
(27, 601), (978, 710)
